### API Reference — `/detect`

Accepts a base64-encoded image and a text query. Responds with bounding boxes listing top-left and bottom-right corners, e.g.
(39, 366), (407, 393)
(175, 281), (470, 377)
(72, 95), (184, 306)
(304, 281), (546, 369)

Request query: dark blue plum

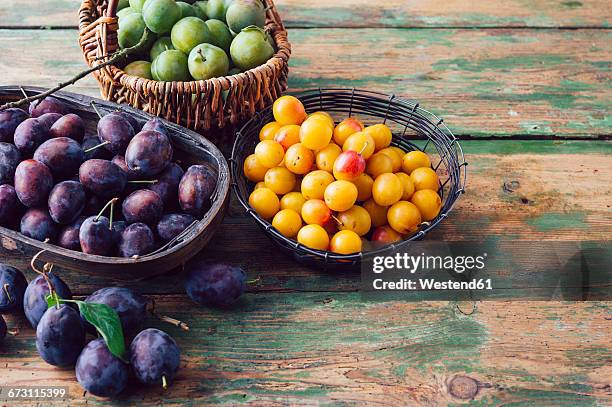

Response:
(97, 112), (135, 155)
(24, 272), (73, 329)
(29, 96), (67, 118)
(0, 185), (24, 228)
(111, 220), (127, 244)
(184, 262), (246, 307)
(0, 315), (6, 343)
(111, 154), (138, 181)
(36, 305), (85, 367)
(20, 208), (58, 242)
(130, 328), (180, 387)
(33, 137), (84, 179)
(49, 113), (85, 142)
(79, 216), (113, 255)
(118, 223), (155, 258)
(58, 217), (86, 251)
(156, 213), (196, 242)
(149, 162), (183, 207)
(0, 264), (28, 314)
(79, 159), (127, 198)
(122, 189), (163, 225)
(116, 111), (141, 133)
(48, 181), (86, 225)
(85, 287), (148, 333)
(125, 131), (173, 177)
(82, 136), (112, 160)
(0, 142), (21, 185)
(0, 108), (28, 142)
(178, 165), (216, 217)
(13, 118), (50, 156)
(37, 113), (63, 131)
(14, 159), (53, 208)
(76, 338), (129, 398)
(141, 117), (168, 136)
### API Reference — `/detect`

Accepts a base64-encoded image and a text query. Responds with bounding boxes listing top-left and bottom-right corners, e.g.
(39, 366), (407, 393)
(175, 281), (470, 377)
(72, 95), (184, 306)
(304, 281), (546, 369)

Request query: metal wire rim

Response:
(231, 88), (467, 268)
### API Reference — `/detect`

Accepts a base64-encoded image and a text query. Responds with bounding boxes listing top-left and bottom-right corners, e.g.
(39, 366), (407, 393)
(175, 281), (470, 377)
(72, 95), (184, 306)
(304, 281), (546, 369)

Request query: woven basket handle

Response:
(107, 0), (118, 17)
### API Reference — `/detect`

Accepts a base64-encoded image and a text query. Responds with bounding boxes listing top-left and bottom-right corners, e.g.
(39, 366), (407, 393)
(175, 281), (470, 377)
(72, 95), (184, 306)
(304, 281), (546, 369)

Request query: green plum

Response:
(117, 7), (136, 20)
(152, 50), (191, 81)
(143, 0), (182, 34)
(177, 1), (196, 18)
(150, 36), (175, 61)
(124, 60), (153, 79)
(192, 1), (208, 19)
(230, 26), (274, 71)
(226, 0), (265, 33)
(205, 19), (233, 53)
(206, 0), (231, 21)
(118, 0), (131, 10)
(188, 43), (229, 80)
(118, 13), (146, 49)
(129, 0), (147, 12)
(170, 17), (211, 54)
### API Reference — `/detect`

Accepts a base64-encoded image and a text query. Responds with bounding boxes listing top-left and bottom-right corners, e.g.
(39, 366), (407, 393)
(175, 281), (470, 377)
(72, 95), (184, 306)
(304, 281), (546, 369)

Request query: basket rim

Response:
(78, 0), (291, 92)
(230, 87), (468, 263)
(0, 85), (230, 267)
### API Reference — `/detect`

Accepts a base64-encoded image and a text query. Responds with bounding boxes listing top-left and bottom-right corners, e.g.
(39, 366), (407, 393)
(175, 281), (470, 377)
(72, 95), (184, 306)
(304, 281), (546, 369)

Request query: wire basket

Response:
(231, 88), (467, 270)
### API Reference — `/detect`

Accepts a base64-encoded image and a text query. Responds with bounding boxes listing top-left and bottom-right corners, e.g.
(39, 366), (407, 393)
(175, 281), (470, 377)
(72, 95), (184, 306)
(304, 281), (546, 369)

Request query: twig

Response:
(0, 30), (152, 111)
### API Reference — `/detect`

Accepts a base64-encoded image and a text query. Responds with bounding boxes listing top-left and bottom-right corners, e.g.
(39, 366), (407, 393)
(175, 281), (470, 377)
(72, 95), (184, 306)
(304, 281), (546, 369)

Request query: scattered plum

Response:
(0, 185), (23, 228)
(79, 159), (127, 198)
(0, 142), (21, 184)
(184, 261), (246, 307)
(178, 165), (216, 217)
(24, 272), (73, 329)
(58, 217), (86, 251)
(33, 137), (85, 179)
(0, 264), (28, 314)
(149, 162), (183, 206)
(49, 113), (85, 142)
(20, 208), (58, 242)
(156, 213), (196, 242)
(85, 287), (148, 333)
(48, 181), (86, 224)
(97, 112), (136, 155)
(37, 112), (63, 131)
(118, 222), (155, 257)
(75, 338), (129, 398)
(79, 216), (113, 255)
(125, 130), (173, 177)
(122, 189), (164, 225)
(29, 96), (67, 118)
(0, 108), (28, 142)
(13, 118), (49, 155)
(14, 159), (54, 207)
(130, 328), (180, 387)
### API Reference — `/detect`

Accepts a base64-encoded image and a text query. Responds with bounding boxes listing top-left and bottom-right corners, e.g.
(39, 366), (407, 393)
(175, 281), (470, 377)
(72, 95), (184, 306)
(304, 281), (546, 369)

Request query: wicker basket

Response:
(231, 88), (468, 270)
(78, 0), (290, 133)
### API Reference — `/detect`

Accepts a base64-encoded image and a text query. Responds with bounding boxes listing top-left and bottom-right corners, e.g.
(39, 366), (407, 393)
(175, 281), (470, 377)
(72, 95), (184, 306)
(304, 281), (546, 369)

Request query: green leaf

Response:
(45, 293), (60, 309)
(77, 302), (127, 362)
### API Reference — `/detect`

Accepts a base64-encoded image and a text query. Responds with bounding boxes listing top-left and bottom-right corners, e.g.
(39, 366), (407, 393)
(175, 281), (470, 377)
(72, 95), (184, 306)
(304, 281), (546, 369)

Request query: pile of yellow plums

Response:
(244, 95), (442, 255)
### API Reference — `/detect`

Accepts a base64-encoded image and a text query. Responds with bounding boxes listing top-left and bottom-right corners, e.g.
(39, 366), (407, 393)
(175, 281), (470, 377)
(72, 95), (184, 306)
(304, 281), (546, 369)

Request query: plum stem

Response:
(2, 283), (12, 303)
(30, 241), (60, 308)
(358, 141), (369, 156)
(197, 49), (206, 63)
(247, 276), (261, 286)
(109, 198), (115, 230)
(19, 86), (28, 99)
(95, 197), (119, 223)
(127, 179), (158, 184)
(83, 140), (110, 153)
(0, 29), (153, 112)
(162, 375), (168, 390)
(148, 297), (190, 331)
(90, 101), (103, 119)
(331, 214), (343, 227)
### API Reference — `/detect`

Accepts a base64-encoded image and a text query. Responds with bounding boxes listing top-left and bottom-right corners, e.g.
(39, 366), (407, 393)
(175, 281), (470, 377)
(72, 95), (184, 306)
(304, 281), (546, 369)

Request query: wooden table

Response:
(0, 1), (611, 405)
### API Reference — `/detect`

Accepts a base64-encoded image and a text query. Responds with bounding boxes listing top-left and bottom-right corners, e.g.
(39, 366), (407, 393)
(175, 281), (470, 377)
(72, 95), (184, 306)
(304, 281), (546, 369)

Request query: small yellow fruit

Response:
(366, 153), (393, 178)
(259, 121), (282, 141)
(411, 189), (442, 221)
(264, 166), (296, 195)
(330, 230), (362, 254)
(324, 180), (358, 212)
(243, 154), (268, 182)
(280, 192), (307, 213)
(272, 209), (303, 238)
(402, 150), (431, 174)
(364, 124), (392, 151)
(301, 170), (335, 200)
(387, 201), (421, 235)
(297, 224), (329, 250)
(395, 172), (415, 201)
(248, 187), (280, 219)
(410, 167), (439, 191)
(372, 173), (402, 206)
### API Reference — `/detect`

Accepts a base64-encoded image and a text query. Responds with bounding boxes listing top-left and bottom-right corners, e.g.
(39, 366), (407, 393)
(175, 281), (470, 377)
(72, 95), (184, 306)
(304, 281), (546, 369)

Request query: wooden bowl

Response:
(0, 86), (230, 280)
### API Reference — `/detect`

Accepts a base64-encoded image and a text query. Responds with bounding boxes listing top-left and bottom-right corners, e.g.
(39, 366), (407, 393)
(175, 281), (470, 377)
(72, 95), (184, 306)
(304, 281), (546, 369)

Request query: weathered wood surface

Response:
(0, 28), (610, 138)
(0, 140), (609, 296)
(0, 0), (610, 28)
(1, 296), (611, 406)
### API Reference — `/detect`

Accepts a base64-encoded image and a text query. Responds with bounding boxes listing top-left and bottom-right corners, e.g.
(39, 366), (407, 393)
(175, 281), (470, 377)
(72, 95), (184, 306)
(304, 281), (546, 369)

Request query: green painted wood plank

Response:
(0, 0), (610, 28)
(1, 295), (610, 405)
(0, 28), (610, 137)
